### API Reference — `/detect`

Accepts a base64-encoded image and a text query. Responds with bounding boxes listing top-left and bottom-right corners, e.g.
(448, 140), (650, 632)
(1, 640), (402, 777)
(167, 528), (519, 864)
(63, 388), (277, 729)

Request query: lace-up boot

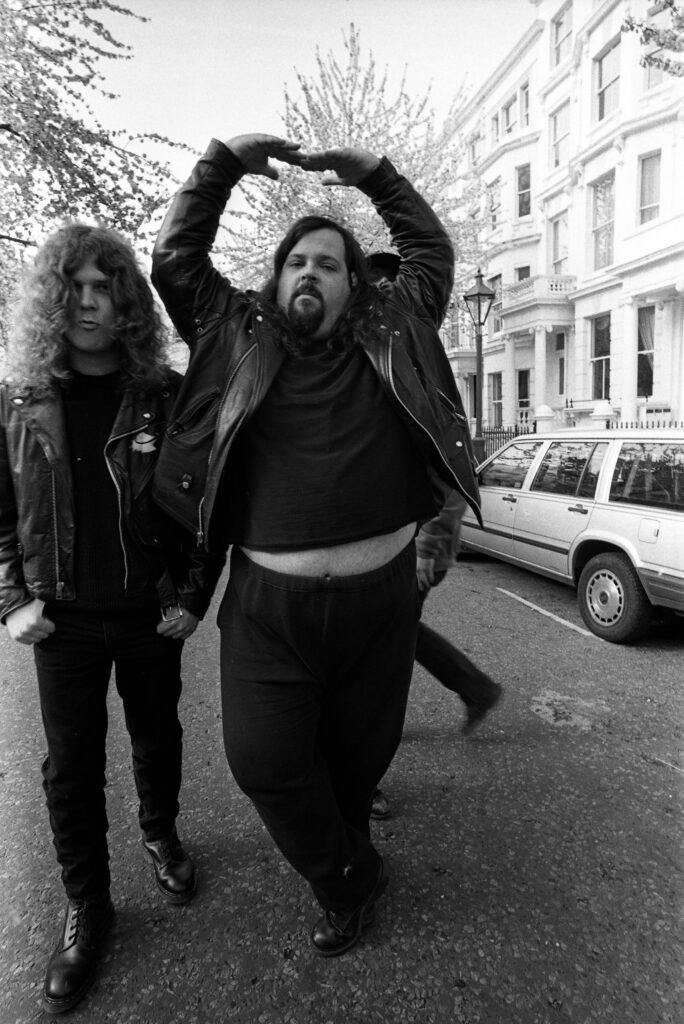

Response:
(42, 892), (114, 1014)
(143, 828), (196, 904)
(310, 857), (388, 957)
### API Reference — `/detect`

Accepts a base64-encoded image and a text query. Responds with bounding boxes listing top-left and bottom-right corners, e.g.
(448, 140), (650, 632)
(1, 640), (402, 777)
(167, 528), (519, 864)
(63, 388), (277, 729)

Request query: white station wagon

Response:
(460, 429), (684, 643)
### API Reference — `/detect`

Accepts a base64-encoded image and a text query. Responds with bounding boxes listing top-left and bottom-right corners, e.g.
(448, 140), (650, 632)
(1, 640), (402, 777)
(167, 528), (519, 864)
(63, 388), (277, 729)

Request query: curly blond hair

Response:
(9, 224), (168, 394)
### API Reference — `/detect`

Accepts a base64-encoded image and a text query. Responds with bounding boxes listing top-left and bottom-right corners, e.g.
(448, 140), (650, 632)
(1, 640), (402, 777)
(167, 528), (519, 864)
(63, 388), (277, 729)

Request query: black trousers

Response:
(34, 607), (184, 900)
(416, 570), (497, 707)
(218, 542), (419, 912)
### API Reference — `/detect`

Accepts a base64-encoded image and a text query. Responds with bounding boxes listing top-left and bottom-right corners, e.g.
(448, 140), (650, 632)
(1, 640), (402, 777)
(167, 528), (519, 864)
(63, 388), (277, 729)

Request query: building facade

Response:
(448, 0), (684, 434)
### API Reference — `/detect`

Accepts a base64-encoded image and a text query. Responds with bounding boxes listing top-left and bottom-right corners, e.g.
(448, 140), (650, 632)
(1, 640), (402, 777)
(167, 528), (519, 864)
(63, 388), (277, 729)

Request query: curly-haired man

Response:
(0, 224), (223, 1014)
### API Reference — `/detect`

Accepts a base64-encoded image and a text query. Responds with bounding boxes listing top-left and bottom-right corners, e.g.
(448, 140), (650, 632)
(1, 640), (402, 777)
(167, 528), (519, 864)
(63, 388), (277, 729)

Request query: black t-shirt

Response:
(61, 371), (157, 611)
(231, 344), (436, 551)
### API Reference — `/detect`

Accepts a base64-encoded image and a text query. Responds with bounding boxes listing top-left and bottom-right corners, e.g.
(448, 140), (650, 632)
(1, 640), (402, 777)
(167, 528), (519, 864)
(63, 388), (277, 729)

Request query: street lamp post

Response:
(463, 268), (495, 462)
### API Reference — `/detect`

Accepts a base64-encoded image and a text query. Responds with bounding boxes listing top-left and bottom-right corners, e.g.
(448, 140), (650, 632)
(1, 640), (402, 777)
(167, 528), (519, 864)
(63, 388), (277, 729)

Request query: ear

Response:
(350, 271), (358, 288)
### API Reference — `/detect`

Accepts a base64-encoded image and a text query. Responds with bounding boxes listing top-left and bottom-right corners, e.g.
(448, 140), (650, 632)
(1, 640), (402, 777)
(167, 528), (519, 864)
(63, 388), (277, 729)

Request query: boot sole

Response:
(154, 867), (197, 905)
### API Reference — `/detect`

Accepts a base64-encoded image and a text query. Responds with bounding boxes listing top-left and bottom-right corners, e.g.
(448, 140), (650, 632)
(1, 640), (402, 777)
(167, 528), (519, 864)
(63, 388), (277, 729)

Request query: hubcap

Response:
(585, 569), (624, 625)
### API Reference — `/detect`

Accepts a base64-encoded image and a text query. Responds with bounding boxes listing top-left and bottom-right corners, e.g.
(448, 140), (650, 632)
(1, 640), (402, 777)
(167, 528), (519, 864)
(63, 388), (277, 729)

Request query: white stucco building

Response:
(448, 0), (684, 434)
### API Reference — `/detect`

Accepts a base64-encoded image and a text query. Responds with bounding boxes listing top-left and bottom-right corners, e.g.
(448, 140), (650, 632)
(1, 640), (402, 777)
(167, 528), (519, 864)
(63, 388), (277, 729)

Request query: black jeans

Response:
(416, 570), (497, 707)
(34, 607), (184, 900)
(218, 542), (419, 912)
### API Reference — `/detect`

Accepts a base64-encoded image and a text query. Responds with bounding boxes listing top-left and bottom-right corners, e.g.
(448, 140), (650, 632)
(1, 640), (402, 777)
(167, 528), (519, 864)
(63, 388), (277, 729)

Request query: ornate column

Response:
(532, 322), (554, 429)
(503, 334), (517, 426)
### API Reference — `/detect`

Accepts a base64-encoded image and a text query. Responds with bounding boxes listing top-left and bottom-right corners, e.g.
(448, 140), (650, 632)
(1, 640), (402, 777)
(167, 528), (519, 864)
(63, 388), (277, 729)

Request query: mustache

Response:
(293, 282), (323, 301)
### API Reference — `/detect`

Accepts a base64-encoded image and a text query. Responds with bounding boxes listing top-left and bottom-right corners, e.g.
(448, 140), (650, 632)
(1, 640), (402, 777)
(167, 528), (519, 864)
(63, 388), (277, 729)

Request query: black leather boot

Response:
(310, 858), (388, 957)
(42, 892), (115, 1015)
(143, 828), (196, 904)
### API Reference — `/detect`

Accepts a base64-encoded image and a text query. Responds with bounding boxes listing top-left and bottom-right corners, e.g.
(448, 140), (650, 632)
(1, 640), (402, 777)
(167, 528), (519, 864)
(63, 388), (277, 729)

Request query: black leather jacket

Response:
(0, 370), (224, 623)
(151, 141), (481, 551)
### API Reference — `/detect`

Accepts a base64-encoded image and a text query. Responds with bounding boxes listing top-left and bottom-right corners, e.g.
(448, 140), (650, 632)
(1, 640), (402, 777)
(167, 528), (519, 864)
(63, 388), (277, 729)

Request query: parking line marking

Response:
(496, 588), (600, 639)
(653, 757), (684, 774)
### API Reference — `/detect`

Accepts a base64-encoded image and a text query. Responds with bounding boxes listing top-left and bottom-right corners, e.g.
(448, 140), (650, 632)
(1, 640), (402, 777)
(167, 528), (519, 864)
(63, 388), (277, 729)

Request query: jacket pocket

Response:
(430, 385), (468, 425)
(166, 386), (221, 444)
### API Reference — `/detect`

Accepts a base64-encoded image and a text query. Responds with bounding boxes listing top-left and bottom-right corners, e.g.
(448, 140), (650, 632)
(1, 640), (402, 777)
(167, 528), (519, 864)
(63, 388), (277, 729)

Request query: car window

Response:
(479, 441), (543, 489)
(577, 443), (609, 498)
(609, 441), (684, 511)
(530, 440), (608, 498)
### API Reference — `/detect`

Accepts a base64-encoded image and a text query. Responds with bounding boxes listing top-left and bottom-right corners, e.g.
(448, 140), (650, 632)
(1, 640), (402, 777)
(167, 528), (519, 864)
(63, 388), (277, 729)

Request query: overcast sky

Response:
(97, 0), (536, 176)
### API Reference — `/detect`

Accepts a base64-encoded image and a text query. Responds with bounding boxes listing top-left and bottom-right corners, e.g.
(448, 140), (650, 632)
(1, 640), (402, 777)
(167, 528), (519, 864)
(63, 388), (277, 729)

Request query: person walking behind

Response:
(371, 491), (502, 821)
(365, 254), (501, 822)
(415, 488), (502, 735)
(0, 225), (222, 1014)
(151, 133), (481, 957)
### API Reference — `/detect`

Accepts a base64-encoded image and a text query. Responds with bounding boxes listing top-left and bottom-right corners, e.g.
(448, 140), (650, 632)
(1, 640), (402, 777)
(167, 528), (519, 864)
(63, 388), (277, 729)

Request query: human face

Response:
(65, 257), (119, 374)
(276, 229), (355, 342)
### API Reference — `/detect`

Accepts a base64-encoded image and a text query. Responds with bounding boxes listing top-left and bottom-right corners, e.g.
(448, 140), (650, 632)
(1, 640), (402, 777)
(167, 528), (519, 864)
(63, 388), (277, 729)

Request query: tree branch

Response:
(0, 234), (36, 247)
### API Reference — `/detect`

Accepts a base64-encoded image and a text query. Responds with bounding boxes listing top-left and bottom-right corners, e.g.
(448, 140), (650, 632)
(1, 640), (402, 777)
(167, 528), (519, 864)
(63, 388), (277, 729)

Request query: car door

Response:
(512, 440), (609, 578)
(462, 439), (544, 557)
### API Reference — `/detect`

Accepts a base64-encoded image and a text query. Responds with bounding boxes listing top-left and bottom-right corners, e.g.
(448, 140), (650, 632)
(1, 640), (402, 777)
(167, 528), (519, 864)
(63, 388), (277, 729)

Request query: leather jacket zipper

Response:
(197, 342), (257, 546)
(104, 425), (149, 590)
(383, 341), (470, 498)
(50, 469), (65, 599)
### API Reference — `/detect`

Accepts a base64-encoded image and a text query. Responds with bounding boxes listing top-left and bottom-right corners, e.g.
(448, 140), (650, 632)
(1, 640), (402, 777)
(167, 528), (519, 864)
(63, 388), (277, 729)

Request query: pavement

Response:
(0, 560), (682, 1024)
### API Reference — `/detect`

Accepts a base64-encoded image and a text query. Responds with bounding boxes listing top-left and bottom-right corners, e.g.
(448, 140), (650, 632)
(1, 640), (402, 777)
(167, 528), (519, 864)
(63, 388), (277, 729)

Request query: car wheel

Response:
(578, 552), (653, 643)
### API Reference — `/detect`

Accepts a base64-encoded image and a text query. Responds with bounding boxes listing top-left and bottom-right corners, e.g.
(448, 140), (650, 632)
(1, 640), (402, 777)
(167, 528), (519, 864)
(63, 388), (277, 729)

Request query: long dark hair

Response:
(9, 223), (168, 394)
(260, 216), (378, 353)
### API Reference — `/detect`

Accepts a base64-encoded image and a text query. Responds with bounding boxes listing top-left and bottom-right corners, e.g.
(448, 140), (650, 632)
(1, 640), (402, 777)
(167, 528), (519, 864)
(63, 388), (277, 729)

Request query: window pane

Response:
(577, 443), (608, 498)
(637, 306), (655, 397)
(552, 212), (568, 272)
(593, 315), (611, 356)
(593, 174), (614, 268)
(640, 152), (660, 223)
(479, 441), (543, 489)
(517, 164), (531, 217)
(531, 441), (598, 496)
(597, 41), (620, 120)
(609, 443), (684, 511)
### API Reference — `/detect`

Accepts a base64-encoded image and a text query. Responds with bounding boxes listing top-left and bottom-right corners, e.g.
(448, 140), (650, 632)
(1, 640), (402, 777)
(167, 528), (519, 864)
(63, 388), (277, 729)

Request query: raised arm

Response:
(151, 134), (301, 347)
(300, 146), (454, 327)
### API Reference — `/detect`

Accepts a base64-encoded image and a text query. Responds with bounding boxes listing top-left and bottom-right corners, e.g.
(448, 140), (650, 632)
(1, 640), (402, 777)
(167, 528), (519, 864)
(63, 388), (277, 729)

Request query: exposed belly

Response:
(241, 522), (417, 576)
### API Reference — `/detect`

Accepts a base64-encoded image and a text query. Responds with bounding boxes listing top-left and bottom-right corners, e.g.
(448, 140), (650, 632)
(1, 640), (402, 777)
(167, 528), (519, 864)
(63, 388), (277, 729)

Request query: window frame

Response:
(488, 178), (502, 230)
(488, 371), (503, 428)
(592, 171), (615, 271)
(516, 163), (532, 218)
(503, 94), (518, 135)
(638, 150), (661, 225)
(595, 39), (620, 122)
(550, 100), (570, 169)
(591, 313), (611, 401)
(487, 274), (503, 334)
(552, 2), (573, 67)
(551, 211), (569, 274)
(637, 305), (655, 399)
(520, 83), (530, 128)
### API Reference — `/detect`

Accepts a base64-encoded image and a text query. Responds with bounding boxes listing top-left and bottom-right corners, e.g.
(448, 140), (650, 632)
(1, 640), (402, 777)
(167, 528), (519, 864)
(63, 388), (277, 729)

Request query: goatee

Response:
(285, 288), (325, 348)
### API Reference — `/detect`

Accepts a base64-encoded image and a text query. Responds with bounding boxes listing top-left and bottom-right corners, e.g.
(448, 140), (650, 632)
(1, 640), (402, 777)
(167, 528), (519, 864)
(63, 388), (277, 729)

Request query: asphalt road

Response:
(0, 555), (681, 1024)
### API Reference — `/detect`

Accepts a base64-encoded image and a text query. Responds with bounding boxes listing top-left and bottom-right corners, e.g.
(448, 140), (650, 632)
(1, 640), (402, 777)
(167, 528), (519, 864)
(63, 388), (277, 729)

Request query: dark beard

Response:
(286, 291), (324, 341)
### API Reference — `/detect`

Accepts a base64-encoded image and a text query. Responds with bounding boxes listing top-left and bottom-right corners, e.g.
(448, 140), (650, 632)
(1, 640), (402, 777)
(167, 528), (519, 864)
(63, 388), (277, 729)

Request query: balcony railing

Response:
(504, 274), (576, 306)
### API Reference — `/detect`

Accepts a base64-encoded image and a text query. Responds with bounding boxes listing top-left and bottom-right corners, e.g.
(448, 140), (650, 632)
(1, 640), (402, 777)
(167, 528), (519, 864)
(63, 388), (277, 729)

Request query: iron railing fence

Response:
(481, 423), (536, 459)
(607, 419), (684, 430)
